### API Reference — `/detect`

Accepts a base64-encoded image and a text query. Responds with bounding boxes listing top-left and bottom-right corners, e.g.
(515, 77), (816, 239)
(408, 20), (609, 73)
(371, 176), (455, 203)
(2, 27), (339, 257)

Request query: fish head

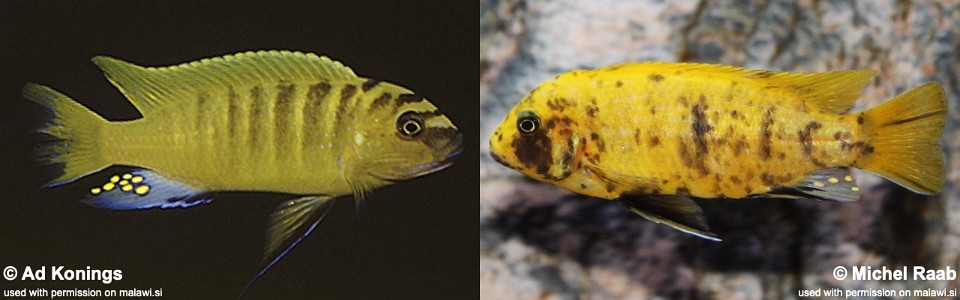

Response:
(359, 92), (462, 182)
(489, 82), (581, 183)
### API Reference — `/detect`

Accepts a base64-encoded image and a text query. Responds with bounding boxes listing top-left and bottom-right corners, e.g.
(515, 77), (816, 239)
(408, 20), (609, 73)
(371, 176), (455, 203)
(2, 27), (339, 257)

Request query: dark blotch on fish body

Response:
(691, 97), (713, 157)
(760, 106), (775, 160)
(586, 105), (599, 117)
(732, 139), (748, 156)
(547, 98), (574, 112)
(649, 73), (664, 82)
(678, 96), (689, 107)
(649, 135), (660, 147)
(678, 137), (709, 176)
(797, 120), (823, 157)
(730, 175), (741, 185)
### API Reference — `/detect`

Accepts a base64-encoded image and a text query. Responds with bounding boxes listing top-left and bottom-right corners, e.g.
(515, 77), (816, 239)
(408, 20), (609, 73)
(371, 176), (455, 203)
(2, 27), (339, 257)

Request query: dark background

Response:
(0, 1), (478, 299)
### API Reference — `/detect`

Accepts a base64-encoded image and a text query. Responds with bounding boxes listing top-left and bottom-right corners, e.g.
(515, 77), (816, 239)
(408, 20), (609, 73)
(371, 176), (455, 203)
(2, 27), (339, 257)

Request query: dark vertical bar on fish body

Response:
(361, 78), (380, 92)
(248, 85), (264, 162)
(195, 92), (210, 172)
(303, 82), (331, 156)
(274, 83), (295, 163)
(334, 84), (358, 138)
(368, 92), (394, 113)
(225, 86), (240, 170)
(227, 86), (239, 147)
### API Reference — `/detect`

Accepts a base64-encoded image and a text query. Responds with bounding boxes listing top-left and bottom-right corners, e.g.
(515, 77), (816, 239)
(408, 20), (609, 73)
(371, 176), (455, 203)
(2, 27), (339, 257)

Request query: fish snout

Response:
(487, 138), (516, 169)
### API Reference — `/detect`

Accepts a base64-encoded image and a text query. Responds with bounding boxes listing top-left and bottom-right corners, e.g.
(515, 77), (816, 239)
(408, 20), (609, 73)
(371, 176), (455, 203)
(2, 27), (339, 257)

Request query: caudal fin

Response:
(855, 82), (946, 194)
(23, 83), (110, 187)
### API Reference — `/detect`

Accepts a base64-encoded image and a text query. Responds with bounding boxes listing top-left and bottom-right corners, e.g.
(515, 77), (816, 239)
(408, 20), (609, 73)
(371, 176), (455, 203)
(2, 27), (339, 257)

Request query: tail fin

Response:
(23, 83), (110, 187)
(854, 82), (946, 194)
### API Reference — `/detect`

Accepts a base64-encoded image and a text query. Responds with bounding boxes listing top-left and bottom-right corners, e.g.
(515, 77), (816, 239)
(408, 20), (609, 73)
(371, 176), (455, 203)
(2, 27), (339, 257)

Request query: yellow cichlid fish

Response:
(489, 62), (945, 241)
(24, 50), (462, 293)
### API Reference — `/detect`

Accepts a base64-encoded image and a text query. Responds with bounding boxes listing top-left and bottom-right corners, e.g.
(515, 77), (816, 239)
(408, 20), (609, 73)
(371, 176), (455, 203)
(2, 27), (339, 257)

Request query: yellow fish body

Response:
(24, 50), (462, 292)
(489, 62), (945, 240)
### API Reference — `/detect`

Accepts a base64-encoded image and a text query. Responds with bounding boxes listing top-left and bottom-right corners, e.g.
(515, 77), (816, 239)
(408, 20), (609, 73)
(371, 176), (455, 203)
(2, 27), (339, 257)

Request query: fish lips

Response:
(380, 132), (463, 182)
(489, 150), (510, 167)
(488, 140), (519, 171)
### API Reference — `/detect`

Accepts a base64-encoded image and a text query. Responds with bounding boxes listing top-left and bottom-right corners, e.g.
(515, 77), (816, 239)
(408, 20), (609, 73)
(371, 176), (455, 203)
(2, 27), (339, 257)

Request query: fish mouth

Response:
(418, 133), (463, 176)
(488, 144), (520, 171)
(489, 150), (511, 167)
(378, 133), (463, 182)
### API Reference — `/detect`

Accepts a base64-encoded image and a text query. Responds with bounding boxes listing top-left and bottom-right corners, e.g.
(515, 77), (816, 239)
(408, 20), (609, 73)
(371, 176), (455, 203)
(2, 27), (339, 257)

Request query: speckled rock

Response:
(480, 0), (960, 299)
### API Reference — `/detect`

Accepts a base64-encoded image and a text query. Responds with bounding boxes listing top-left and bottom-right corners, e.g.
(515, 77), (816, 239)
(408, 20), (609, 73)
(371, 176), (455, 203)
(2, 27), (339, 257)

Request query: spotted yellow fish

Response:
(24, 50), (462, 292)
(489, 62), (945, 241)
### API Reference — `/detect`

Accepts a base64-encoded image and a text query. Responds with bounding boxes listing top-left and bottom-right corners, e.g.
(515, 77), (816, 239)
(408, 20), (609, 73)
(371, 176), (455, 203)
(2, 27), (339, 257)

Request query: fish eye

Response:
(517, 111), (540, 136)
(397, 111), (423, 138)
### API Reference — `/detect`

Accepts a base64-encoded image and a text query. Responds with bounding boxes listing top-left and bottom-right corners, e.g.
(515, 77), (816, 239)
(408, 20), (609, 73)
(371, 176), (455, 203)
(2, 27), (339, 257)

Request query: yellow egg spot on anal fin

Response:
(770, 168), (859, 202)
(122, 174), (132, 180)
(131, 176), (144, 183)
(135, 185), (150, 195)
(844, 175), (853, 182)
(851, 186), (859, 192)
(91, 187), (102, 195)
(119, 180), (129, 186)
(78, 169), (209, 210)
(110, 175), (120, 183)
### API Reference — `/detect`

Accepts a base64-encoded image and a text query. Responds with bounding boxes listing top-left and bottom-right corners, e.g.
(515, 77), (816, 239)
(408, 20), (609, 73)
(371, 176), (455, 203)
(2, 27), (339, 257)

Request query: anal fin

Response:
(83, 169), (210, 210)
(241, 196), (337, 296)
(617, 194), (720, 241)
(766, 168), (860, 202)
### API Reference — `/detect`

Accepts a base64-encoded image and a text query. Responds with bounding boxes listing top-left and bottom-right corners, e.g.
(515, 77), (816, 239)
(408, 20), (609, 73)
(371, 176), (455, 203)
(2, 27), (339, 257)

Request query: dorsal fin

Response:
(91, 50), (359, 114)
(740, 68), (876, 113)
(601, 62), (876, 113)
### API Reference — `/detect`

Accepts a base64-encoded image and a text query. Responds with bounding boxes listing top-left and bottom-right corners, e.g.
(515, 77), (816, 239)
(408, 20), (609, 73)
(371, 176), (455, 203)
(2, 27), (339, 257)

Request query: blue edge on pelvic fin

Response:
(238, 199), (337, 298)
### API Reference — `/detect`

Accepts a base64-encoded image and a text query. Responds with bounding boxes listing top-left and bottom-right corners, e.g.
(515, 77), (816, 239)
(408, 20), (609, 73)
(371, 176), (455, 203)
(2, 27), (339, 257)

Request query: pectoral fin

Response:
(241, 196), (337, 296)
(583, 163), (658, 194)
(617, 194), (720, 241)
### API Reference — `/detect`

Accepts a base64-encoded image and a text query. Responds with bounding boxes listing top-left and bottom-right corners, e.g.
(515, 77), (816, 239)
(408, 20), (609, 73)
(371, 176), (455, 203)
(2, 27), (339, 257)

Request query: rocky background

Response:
(480, 1), (960, 299)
